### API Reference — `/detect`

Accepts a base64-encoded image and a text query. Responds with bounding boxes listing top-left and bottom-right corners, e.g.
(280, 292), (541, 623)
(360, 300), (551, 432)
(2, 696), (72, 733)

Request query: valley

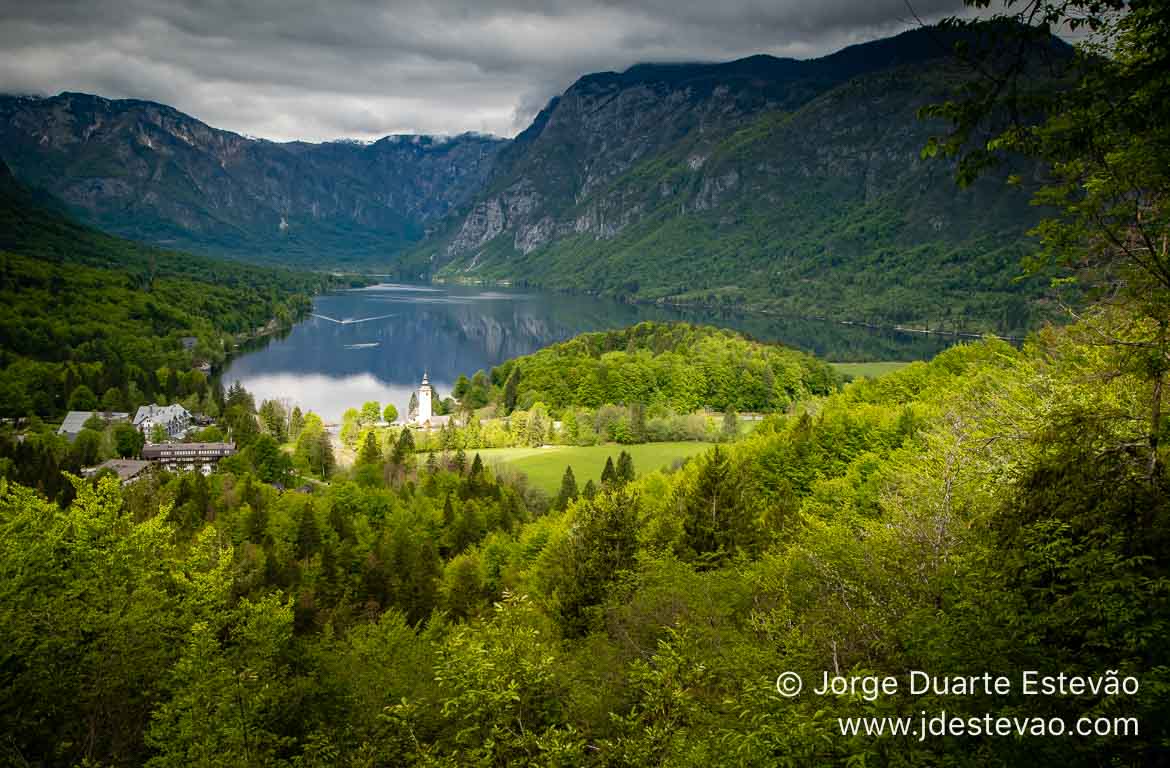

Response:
(1, 25), (1066, 335)
(1, 7), (1167, 767)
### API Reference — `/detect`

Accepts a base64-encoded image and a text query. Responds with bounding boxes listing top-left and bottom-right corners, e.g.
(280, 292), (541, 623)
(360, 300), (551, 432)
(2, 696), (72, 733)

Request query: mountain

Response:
(0, 24), (1066, 332)
(407, 25), (1066, 334)
(0, 156), (351, 420)
(0, 93), (506, 265)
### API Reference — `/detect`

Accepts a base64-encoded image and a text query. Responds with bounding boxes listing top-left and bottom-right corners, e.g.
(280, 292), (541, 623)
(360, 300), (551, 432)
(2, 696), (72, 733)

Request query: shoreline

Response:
(419, 274), (1029, 347)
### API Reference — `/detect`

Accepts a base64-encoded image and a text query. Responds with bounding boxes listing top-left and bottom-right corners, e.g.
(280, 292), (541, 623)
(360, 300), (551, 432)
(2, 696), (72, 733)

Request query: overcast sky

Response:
(0, 0), (979, 142)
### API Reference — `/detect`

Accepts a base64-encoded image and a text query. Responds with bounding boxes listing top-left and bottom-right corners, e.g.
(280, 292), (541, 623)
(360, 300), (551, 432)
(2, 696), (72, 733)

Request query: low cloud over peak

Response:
(0, 0), (972, 142)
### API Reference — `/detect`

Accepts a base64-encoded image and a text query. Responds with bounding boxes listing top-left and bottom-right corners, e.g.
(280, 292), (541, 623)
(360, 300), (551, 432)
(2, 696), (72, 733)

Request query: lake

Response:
(221, 282), (958, 421)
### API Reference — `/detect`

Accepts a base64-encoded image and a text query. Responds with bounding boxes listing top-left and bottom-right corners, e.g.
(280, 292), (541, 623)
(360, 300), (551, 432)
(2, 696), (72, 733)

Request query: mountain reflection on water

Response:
(222, 283), (956, 421)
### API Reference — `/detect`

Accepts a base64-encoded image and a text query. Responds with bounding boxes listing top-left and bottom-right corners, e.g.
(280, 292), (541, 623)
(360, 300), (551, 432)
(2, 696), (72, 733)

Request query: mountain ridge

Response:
(0, 23), (1066, 332)
(404, 25), (1063, 333)
(0, 91), (507, 265)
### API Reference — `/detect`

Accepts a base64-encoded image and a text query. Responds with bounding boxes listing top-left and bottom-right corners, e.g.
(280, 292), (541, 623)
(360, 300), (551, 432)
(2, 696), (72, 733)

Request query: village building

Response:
(142, 441), (236, 473)
(134, 404), (192, 440)
(82, 458), (150, 485)
(407, 374), (465, 430)
(409, 372), (462, 430)
(57, 410), (129, 442)
(415, 371), (434, 425)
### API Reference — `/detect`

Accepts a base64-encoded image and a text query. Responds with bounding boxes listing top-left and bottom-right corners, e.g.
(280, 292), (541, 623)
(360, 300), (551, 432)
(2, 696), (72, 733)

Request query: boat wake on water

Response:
(311, 312), (396, 325)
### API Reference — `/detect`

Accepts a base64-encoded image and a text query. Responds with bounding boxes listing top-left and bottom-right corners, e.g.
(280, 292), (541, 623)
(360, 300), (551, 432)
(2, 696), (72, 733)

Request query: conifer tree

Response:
(288, 406), (304, 441)
(678, 446), (755, 567)
(555, 465), (579, 510)
(616, 450), (635, 486)
(316, 429), (335, 479)
(600, 456), (616, 486)
(357, 430), (382, 466)
(630, 402), (646, 442)
(391, 427), (415, 465)
(295, 502), (321, 560)
(503, 367), (521, 414)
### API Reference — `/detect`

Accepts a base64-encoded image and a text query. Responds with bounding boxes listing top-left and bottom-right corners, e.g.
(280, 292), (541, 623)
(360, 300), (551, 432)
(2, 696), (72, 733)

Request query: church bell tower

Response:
(417, 371), (433, 425)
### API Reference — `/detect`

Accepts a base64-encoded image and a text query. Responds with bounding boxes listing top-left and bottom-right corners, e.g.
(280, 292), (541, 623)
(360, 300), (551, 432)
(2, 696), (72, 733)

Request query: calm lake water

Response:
(222, 283), (957, 421)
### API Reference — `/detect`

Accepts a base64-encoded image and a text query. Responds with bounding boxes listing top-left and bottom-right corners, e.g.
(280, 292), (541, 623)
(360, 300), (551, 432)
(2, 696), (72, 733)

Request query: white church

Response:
(411, 371), (452, 429)
(415, 371), (434, 424)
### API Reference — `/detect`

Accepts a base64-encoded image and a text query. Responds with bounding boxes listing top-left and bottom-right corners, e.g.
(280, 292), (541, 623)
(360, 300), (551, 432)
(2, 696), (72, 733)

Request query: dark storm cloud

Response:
(0, 0), (975, 141)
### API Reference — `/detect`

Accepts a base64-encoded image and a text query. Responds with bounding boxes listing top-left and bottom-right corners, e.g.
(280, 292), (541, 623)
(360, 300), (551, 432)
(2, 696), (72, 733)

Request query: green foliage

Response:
(503, 367), (520, 414)
(615, 450), (634, 486)
(484, 321), (841, 417)
(247, 434), (293, 485)
(68, 384), (97, 410)
(258, 400), (287, 442)
(2, 314), (1169, 765)
(0, 476), (234, 767)
(0, 163), (343, 422)
(924, 2), (1170, 479)
(360, 401), (381, 427)
(339, 407), (361, 449)
(113, 421), (145, 458)
(540, 487), (640, 636)
(432, 593), (581, 764)
(294, 413), (334, 479)
(600, 456), (616, 487)
(71, 427), (103, 466)
(356, 430), (383, 467)
(676, 445), (758, 567)
(553, 465), (578, 511)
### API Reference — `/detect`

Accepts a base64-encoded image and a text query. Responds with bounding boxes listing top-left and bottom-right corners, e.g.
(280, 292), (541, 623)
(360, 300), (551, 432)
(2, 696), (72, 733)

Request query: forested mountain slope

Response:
(0, 160), (347, 417)
(2, 25), (1065, 333)
(410, 26), (1065, 334)
(0, 93), (505, 265)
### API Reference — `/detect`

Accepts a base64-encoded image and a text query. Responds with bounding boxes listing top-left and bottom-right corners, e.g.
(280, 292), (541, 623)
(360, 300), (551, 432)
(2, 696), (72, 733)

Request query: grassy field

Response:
(830, 361), (912, 379)
(463, 442), (716, 494)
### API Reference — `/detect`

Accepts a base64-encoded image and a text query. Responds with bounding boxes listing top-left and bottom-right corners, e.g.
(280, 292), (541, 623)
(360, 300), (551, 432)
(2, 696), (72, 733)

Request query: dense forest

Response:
(2, 0), (1169, 765)
(0, 159), (358, 418)
(453, 322), (842, 416)
(2, 308), (1166, 766)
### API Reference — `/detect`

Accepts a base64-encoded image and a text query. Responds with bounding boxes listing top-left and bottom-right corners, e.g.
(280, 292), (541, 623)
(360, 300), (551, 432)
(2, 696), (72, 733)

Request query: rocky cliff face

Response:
(426, 26), (1032, 266)
(0, 93), (505, 265)
(0, 24), (1063, 330)
(408, 26), (1062, 333)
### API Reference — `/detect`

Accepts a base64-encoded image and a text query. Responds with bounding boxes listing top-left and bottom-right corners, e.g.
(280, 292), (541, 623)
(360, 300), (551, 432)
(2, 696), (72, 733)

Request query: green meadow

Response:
(464, 441), (716, 494)
(830, 361), (912, 379)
